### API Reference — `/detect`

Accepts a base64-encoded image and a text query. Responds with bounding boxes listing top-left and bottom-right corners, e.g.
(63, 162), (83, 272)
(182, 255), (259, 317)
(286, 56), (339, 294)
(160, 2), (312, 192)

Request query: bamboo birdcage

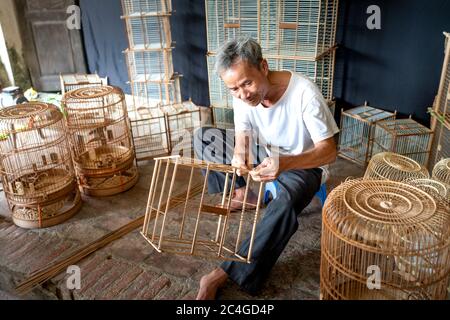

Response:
(364, 152), (429, 182)
(432, 158), (450, 186)
(162, 101), (202, 158)
(130, 107), (170, 160)
(338, 105), (397, 167)
(141, 156), (265, 262)
(429, 32), (450, 170)
(212, 106), (235, 129)
(0, 103), (82, 229)
(371, 118), (434, 167)
(62, 86), (139, 196)
(320, 178), (450, 300)
(205, 0), (339, 108)
(60, 74), (106, 95)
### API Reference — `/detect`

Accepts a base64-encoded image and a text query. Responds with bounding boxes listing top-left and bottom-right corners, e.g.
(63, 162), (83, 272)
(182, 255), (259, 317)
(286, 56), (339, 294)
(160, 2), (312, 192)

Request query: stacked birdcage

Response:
(161, 100), (202, 157)
(429, 32), (450, 170)
(205, 0), (339, 128)
(141, 156), (265, 262)
(364, 152), (429, 182)
(371, 118), (433, 167)
(320, 178), (450, 300)
(62, 86), (138, 196)
(60, 74), (106, 95)
(338, 105), (396, 167)
(121, 0), (201, 159)
(0, 103), (82, 229)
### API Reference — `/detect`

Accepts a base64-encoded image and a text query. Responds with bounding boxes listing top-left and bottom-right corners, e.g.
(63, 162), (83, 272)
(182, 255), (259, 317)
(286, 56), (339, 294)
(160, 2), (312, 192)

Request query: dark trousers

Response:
(193, 127), (322, 295)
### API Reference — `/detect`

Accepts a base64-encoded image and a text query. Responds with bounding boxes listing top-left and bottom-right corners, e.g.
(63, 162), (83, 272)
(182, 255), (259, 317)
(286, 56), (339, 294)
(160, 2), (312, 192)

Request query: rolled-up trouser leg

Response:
(193, 126), (246, 194)
(220, 167), (322, 295)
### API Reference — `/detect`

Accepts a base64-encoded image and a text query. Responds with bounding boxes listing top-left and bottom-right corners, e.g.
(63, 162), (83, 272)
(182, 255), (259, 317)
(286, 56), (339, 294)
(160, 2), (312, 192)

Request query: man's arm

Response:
(251, 136), (337, 181)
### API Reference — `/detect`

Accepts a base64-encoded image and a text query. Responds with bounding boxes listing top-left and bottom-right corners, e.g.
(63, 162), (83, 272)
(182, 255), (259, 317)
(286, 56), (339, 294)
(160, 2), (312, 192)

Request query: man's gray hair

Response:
(215, 37), (263, 74)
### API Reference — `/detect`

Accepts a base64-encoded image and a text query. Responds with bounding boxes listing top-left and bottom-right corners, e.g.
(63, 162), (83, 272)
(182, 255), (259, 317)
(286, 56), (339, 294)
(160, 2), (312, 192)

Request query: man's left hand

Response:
(249, 157), (283, 182)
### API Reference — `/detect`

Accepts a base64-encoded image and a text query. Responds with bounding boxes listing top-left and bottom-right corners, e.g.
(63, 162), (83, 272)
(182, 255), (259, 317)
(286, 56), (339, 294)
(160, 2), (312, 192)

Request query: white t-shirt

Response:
(233, 71), (340, 183)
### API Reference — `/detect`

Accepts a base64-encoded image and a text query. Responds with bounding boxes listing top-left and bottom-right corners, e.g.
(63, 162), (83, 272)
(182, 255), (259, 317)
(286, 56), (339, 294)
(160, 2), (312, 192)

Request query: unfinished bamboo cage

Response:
(404, 178), (449, 209)
(320, 178), (450, 300)
(0, 103), (82, 229)
(364, 152), (429, 182)
(62, 86), (138, 196)
(141, 156), (265, 262)
(432, 158), (450, 186)
(371, 118), (433, 167)
(60, 74), (106, 95)
(428, 32), (450, 170)
(338, 105), (396, 167)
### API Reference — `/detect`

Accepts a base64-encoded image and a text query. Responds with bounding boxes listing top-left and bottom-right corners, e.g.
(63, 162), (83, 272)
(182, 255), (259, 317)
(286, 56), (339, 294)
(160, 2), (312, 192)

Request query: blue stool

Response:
(263, 181), (327, 207)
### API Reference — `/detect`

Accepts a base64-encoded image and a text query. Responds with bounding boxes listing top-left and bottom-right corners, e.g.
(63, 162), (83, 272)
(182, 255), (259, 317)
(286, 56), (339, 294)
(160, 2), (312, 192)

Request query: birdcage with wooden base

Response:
(364, 152), (429, 182)
(320, 178), (450, 300)
(371, 118), (434, 167)
(60, 74), (106, 95)
(338, 105), (397, 167)
(429, 32), (450, 170)
(62, 86), (138, 197)
(141, 156), (265, 262)
(432, 158), (450, 186)
(0, 103), (82, 229)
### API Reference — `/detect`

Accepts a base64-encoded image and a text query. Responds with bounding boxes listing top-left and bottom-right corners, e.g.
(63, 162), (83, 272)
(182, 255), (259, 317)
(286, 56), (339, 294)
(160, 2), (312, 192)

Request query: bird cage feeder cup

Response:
(141, 156), (265, 262)
(62, 86), (138, 197)
(0, 103), (82, 229)
(364, 152), (429, 182)
(372, 118), (434, 167)
(60, 74), (104, 95)
(338, 105), (396, 167)
(320, 178), (450, 300)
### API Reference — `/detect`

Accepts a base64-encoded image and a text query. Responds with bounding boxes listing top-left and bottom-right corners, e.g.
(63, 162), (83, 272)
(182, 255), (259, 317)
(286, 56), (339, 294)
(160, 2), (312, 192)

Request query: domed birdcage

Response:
(364, 152), (429, 182)
(320, 178), (450, 300)
(432, 158), (450, 186)
(0, 103), (82, 229)
(62, 86), (138, 196)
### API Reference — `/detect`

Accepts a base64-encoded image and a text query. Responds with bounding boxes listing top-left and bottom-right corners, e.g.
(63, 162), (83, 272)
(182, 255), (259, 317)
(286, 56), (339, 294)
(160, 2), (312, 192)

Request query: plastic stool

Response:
(264, 181), (327, 206)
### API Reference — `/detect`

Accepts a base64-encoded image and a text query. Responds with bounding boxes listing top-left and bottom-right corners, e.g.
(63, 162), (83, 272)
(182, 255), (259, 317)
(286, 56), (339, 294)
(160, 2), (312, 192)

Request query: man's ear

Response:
(261, 59), (269, 76)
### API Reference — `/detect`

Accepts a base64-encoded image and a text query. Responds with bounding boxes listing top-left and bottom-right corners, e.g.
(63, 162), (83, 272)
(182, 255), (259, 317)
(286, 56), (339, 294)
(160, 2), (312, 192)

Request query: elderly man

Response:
(194, 37), (339, 299)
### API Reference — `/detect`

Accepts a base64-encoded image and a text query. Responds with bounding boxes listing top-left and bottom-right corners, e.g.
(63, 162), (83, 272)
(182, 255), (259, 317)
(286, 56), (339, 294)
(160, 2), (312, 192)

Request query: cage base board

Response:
(79, 167), (139, 197)
(12, 193), (82, 229)
(141, 232), (250, 263)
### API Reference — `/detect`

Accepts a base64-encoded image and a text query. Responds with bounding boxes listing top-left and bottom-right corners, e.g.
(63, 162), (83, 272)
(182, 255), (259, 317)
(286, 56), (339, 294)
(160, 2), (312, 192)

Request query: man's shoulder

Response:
(287, 72), (323, 102)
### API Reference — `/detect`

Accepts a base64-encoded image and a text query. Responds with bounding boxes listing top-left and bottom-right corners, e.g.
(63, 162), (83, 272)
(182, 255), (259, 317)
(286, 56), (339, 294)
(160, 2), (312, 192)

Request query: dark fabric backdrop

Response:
(80, 0), (450, 126)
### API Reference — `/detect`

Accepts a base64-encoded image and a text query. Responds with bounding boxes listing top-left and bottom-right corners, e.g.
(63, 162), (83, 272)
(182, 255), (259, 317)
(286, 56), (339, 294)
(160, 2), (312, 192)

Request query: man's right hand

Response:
(231, 156), (250, 176)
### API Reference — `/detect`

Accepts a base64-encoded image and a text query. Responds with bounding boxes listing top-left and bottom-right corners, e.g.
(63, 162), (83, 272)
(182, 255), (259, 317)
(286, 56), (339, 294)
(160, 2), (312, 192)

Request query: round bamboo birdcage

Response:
(0, 103), (82, 229)
(364, 152), (429, 182)
(320, 178), (450, 300)
(62, 86), (138, 196)
(432, 158), (450, 186)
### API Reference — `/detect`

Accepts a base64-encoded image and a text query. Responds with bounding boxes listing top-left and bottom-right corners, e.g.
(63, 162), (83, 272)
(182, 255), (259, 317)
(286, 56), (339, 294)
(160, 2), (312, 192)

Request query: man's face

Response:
(220, 59), (269, 106)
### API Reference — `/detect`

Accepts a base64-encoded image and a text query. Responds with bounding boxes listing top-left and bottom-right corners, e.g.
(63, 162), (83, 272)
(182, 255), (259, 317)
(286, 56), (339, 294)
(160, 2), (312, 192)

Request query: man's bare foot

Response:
(196, 268), (228, 300)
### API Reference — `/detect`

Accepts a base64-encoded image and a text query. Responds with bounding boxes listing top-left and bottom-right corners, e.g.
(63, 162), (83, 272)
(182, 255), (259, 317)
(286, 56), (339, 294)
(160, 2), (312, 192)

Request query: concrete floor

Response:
(0, 157), (364, 300)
